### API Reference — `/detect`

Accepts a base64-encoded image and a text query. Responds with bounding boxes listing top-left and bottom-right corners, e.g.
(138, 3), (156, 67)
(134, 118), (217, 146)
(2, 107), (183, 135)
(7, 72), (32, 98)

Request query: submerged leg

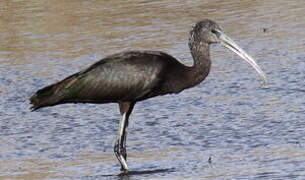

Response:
(114, 102), (135, 172)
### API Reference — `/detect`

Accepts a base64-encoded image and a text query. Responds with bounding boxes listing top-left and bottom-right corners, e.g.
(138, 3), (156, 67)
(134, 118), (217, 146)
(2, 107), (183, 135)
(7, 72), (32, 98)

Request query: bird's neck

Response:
(186, 41), (211, 86)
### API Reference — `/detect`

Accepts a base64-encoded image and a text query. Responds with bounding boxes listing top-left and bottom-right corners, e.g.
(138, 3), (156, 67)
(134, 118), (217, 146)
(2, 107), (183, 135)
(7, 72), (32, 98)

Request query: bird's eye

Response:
(211, 29), (217, 34)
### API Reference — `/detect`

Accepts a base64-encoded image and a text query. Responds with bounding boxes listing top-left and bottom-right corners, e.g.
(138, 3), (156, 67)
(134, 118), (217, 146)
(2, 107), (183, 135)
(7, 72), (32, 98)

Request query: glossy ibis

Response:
(30, 19), (267, 172)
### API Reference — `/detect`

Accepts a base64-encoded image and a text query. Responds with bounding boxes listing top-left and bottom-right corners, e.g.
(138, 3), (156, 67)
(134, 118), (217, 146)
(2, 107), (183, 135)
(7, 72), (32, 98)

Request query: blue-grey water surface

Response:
(1, 0), (305, 179)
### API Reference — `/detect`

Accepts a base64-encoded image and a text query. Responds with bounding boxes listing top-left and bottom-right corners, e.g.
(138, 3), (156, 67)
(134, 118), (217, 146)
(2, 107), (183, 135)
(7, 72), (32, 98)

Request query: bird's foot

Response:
(120, 166), (129, 173)
(114, 140), (129, 171)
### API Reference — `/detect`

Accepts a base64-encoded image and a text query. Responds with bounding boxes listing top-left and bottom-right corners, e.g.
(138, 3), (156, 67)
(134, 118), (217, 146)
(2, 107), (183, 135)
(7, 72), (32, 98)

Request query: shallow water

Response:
(1, 0), (305, 179)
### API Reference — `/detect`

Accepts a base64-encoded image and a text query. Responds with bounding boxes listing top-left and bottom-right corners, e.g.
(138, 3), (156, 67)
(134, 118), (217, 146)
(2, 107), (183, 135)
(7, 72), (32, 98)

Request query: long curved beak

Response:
(218, 30), (268, 85)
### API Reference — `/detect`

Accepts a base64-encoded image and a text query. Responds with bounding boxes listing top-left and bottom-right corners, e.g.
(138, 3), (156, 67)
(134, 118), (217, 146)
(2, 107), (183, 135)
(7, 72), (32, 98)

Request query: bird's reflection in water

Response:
(91, 168), (174, 180)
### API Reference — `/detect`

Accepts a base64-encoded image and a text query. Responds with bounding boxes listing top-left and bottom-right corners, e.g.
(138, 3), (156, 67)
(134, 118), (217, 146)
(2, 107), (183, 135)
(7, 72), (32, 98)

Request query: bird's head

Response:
(190, 19), (268, 85)
(190, 19), (222, 44)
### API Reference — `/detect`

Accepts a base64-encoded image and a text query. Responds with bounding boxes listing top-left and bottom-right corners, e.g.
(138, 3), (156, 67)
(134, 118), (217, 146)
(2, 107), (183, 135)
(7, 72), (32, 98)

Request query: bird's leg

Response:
(114, 113), (129, 171)
(114, 102), (135, 172)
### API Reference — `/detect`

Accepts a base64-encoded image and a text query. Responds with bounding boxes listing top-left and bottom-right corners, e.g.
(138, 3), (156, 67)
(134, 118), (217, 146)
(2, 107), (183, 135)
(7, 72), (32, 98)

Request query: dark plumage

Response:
(30, 19), (267, 172)
(30, 50), (205, 110)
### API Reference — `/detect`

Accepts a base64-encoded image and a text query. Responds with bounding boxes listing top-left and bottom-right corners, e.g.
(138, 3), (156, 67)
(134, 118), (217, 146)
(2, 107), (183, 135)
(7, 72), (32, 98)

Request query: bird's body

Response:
(30, 50), (210, 110)
(30, 20), (267, 172)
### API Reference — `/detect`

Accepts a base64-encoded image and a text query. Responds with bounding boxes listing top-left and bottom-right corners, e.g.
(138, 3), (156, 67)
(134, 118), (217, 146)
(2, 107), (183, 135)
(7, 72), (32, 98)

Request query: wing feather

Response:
(63, 53), (164, 103)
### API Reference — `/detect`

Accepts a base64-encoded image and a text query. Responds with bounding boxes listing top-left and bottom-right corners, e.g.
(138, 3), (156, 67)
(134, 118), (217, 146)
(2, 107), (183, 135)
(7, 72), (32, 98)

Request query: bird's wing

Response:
(61, 53), (165, 103)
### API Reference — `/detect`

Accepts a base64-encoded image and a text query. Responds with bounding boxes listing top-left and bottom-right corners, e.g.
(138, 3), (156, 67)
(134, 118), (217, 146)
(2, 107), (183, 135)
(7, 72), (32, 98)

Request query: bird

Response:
(30, 19), (267, 172)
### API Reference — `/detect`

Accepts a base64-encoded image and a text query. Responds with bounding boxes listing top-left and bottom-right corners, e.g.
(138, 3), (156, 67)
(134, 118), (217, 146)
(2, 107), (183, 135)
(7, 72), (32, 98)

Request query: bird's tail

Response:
(30, 70), (89, 111)
(30, 73), (79, 111)
(30, 83), (63, 111)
